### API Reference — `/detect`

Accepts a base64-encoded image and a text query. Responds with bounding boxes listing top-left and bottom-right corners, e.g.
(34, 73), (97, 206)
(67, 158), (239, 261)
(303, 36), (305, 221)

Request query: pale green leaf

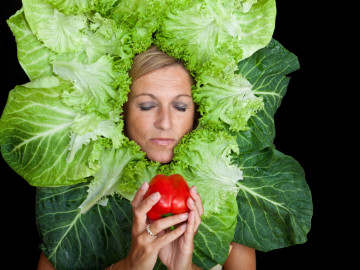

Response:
(7, 8), (53, 80)
(0, 77), (95, 186)
(79, 142), (145, 213)
(23, 0), (88, 53)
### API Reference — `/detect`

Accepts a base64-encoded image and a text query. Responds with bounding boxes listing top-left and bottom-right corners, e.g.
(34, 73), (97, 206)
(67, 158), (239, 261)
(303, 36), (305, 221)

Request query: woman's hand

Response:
(113, 182), (188, 270)
(158, 186), (204, 270)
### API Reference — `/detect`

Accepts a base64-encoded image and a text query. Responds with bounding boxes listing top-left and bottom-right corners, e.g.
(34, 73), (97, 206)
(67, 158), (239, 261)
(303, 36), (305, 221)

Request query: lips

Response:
(150, 138), (176, 146)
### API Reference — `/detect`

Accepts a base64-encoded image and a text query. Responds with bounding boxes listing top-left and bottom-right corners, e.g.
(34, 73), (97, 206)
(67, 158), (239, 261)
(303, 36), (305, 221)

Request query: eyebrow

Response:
(134, 93), (192, 99)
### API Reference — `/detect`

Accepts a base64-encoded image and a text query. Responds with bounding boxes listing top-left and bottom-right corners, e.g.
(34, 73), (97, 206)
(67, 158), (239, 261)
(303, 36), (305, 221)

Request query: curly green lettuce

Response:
(171, 128), (243, 217)
(194, 73), (264, 131)
(155, 0), (276, 79)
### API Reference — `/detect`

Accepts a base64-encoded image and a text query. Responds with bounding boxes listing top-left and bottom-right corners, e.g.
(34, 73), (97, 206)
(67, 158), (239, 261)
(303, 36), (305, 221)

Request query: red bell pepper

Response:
(143, 174), (191, 220)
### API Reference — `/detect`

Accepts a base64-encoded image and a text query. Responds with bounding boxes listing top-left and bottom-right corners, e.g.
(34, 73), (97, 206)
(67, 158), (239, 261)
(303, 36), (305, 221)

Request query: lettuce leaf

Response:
(110, 0), (174, 53)
(67, 114), (124, 163)
(194, 73), (264, 131)
(155, 0), (276, 79)
(117, 159), (160, 201)
(44, 0), (120, 15)
(52, 54), (122, 115)
(23, 0), (88, 53)
(171, 128), (242, 217)
(80, 12), (135, 69)
(78, 139), (145, 213)
(45, 0), (94, 14)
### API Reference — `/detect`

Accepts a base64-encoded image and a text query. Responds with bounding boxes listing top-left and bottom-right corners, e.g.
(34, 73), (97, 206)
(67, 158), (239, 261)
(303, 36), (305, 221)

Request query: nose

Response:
(154, 107), (172, 130)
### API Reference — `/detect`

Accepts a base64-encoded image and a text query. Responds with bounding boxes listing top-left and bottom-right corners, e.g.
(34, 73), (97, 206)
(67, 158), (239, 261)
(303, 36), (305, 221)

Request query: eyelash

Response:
(175, 105), (187, 112)
(139, 105), (155, 111)
(139, 104), (187, 112)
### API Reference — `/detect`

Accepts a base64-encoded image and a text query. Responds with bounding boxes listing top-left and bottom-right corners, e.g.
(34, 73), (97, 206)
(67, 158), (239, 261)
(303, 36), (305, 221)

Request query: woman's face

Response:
(124, 65), (195, 163)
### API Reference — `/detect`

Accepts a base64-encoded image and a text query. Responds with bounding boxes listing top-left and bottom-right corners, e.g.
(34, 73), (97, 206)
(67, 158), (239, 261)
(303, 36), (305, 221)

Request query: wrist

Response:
(167, 263), (194, 270)
(108, 258), (129, 270)
(178, 263), (200, 270)
(191, 263), (202, 270)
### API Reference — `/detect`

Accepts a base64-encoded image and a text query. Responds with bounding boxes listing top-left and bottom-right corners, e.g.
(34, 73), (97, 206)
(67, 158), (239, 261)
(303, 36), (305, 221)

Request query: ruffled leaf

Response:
(155, 0), (276, 79)
(45, 0), (93, 14)
(194, 73), (264, 132)
(52, 55), (121, 115)
(23, 0), (88, 53)
(78, 139), (145, 213)
(171, 128), (242, 217)
(67, 114), (124, 163)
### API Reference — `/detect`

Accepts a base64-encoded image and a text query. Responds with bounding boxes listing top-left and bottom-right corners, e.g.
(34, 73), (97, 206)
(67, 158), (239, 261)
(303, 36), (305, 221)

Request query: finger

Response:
(187, 197), (201, 232)
(190, 186), (204, 217)
(136, 192), (161, 220)
(148, 212), (189, 236)
(229, 243), (233, 255)
(132, 192), (161, 236)
(154, 223), (187, 248)
(183, 210), (196, 248)
(131, 182), (149, 208)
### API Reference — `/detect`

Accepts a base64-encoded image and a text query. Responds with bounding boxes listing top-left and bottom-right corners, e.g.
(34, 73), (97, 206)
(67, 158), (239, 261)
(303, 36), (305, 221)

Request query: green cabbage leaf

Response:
(7, 8), (53, 80)
(0, 77), (96, 186)
(36, 182), (237, 270)
(232, 147), (312, 251)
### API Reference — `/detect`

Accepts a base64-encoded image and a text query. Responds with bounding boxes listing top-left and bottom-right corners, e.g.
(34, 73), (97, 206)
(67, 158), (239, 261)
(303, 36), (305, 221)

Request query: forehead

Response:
(130, 65), (193, 97)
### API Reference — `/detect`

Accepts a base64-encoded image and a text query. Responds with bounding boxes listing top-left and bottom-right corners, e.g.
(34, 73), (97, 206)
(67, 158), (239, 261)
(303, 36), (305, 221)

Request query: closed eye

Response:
(138, 102), (156, 111)
(139, 105), (155, 111)
(175, 106), (187, 112)
(173, 102), (188, 112)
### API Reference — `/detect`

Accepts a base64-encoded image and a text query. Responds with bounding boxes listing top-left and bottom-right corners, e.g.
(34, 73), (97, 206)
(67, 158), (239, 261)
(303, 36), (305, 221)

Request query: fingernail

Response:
(140, 182), (148, 190)
(188, 198), (194, 205)
(151, 192), (160, 200)
(192, 186), (197, 194)
(180, 213), (189, 220)
(180, 223), (187, 231)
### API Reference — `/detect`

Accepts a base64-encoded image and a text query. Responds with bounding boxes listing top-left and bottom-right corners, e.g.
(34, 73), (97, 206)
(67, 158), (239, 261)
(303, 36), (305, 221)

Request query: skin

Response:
(124, 65), (195, 164)
(37, 65), (256, 270)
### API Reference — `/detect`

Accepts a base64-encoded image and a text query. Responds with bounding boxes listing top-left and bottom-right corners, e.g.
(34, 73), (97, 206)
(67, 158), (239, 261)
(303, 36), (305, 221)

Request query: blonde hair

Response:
(130, 46), (194, 84)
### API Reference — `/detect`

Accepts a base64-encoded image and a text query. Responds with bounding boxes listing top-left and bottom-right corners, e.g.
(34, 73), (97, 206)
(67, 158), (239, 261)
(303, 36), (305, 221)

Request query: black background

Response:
(0, 1), (339, 269)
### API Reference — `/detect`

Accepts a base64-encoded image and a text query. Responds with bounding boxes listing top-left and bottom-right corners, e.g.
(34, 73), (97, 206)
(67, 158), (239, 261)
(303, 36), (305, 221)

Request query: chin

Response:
(147, 151), (174, 164)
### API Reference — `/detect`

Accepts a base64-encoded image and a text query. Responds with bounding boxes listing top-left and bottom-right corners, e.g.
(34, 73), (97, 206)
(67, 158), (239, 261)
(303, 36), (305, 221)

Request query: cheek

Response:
(178, 110), (195, 135)
(125, 110), (147, 143)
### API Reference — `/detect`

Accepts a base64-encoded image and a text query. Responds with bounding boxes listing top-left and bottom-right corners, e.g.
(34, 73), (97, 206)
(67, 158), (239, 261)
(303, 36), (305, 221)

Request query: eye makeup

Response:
(173, 102), (188, 112)
(138, 102), (157, 111)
